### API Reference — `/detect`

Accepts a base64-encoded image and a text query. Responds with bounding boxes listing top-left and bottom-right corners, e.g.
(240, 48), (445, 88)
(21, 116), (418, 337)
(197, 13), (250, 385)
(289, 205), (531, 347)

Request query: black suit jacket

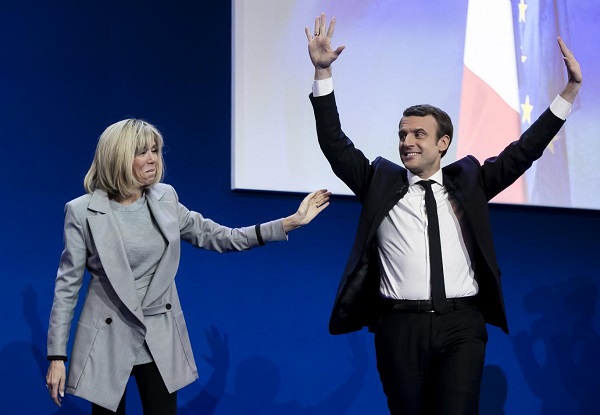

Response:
(310, 91), (565, 335)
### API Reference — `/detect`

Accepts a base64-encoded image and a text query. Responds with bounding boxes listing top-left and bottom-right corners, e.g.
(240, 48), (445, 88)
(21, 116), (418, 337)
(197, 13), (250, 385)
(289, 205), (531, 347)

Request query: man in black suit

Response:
(305, 13), (582, 415)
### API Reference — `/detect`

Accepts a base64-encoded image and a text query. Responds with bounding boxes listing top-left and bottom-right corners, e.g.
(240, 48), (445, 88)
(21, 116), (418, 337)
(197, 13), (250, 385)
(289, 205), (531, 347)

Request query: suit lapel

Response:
(443, 171), (462, 204)
(86, 190), (143, 321)
(443, 170), (474, 236)
(142, 185), (181, 307)
(365, 166), (408, 243)
(443, 169), (497, 270)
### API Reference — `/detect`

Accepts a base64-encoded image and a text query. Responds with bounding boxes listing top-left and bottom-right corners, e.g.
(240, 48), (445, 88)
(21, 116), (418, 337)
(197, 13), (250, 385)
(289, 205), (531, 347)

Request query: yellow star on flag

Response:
(521, 95), (534, 124)
(519, 45), (528, 63)
(518, 0), (528, 23)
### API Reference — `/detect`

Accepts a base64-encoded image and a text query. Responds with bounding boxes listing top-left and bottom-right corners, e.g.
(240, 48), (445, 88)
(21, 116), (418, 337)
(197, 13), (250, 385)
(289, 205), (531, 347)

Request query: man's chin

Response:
(401, 159), (416, 169)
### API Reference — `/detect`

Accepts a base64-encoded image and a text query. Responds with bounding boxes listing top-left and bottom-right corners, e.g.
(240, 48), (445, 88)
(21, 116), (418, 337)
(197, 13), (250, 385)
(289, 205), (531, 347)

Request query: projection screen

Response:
(232, 0), (600, 210)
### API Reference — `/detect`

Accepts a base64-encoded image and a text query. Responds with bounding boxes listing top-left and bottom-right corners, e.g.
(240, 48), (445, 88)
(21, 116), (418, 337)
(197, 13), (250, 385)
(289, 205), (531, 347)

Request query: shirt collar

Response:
(407, 169), (444, 187)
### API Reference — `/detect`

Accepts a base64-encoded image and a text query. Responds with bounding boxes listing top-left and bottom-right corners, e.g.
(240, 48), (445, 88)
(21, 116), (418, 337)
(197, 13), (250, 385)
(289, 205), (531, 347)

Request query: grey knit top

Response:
(109, 194), (166, 364)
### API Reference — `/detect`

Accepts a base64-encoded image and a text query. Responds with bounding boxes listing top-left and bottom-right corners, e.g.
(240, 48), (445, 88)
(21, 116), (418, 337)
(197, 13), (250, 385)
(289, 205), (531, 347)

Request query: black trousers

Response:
(375, 305), (488, 415)
(91, 361), (177, 415)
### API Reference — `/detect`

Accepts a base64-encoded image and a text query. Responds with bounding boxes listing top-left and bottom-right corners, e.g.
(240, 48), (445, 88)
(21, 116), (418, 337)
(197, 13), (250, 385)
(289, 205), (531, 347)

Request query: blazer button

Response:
(166, 303), (172, 310)
(105, 318), (112, 325)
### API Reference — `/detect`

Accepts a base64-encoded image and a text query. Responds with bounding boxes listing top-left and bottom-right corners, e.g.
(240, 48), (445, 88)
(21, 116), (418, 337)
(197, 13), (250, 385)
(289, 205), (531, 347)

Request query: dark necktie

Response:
(418, 180), (447, 312)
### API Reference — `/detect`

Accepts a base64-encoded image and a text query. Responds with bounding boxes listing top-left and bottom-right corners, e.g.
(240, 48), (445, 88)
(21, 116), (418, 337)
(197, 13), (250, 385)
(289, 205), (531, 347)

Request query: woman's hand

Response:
(283, 189), (332, 232)
(46, 360), (66, 406)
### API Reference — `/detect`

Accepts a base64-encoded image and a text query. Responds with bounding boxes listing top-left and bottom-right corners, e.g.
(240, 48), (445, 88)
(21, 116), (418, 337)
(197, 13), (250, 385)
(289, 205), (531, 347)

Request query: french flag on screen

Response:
(456, 0), (524, 204)
(457, 0), (572, 207)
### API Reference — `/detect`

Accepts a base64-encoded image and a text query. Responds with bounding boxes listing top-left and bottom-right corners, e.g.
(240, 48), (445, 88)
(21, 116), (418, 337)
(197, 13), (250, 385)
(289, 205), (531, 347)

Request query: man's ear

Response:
(438, 135), (450, 153)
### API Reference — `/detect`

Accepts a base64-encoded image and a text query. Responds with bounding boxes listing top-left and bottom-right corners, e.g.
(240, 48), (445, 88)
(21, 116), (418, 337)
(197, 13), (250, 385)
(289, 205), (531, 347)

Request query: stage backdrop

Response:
(1, 1), (599, 414)
(233, 0), (600, 210)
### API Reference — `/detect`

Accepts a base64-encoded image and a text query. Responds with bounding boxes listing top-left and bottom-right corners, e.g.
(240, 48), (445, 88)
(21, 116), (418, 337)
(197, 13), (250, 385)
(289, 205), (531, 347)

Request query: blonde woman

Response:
(45, 119), (331, 414)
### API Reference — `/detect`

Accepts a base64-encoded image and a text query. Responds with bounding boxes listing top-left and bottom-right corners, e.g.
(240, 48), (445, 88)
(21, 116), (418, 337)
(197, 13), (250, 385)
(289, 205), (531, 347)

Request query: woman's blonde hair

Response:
(84, 119), (165, 199)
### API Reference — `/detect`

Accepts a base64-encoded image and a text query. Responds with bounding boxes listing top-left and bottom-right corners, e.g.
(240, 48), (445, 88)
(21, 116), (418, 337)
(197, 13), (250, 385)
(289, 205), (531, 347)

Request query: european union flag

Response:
(514, 0), (572, 207)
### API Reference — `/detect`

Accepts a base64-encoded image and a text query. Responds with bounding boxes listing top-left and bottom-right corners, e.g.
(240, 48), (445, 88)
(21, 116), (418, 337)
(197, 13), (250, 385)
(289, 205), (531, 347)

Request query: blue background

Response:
(1, 1), (599, 414)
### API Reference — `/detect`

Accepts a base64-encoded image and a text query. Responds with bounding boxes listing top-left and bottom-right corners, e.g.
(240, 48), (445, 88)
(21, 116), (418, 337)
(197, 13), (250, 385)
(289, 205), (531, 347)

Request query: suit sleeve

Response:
(47, 201), (88, 358)
(173, 188), (288, 252)
(480, 108), (565, 201)
(310, 91), (374, 200)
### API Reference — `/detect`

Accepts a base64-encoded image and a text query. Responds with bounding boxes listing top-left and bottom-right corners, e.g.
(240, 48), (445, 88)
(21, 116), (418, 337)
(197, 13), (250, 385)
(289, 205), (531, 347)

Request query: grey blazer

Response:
(47, 183), (287, 411)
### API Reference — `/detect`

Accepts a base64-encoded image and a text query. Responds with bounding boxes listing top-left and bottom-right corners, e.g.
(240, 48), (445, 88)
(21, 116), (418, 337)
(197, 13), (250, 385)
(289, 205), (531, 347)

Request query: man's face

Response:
(398, 115), (449, 179)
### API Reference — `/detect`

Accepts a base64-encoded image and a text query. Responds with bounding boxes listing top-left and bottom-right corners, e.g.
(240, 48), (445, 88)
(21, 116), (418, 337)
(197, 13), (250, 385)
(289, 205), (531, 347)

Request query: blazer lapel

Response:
(443, 171), (473, 234)
(443, 170), (497, 270)
(142, 185), (181, 307)
(443, 172), (461, 203)
(86, 190), (143, 322)
(365, 168), (408, 243)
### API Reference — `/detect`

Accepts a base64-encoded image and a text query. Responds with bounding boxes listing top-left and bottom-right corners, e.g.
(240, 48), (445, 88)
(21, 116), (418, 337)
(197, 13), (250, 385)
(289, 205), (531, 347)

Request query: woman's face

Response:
(133, 141), (159, 187)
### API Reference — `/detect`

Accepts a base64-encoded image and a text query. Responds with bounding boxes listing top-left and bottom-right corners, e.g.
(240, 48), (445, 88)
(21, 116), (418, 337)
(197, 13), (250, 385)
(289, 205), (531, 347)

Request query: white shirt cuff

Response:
(550, 95), (572, 120)
(312, 78), (334, 97)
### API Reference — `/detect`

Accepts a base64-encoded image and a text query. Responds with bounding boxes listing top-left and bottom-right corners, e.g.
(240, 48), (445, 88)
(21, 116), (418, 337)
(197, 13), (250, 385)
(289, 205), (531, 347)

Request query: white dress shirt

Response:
(376, 171), (477, 300)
